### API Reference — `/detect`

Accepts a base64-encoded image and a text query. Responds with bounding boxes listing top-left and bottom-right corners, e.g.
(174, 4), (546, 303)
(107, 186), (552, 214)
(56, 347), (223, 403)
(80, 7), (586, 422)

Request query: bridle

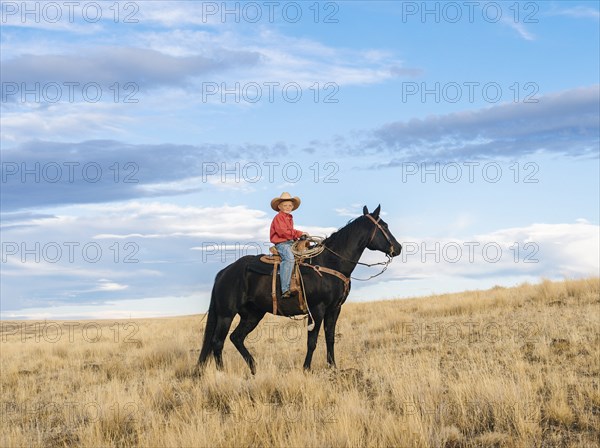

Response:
(365, 214), (397, 256)
(290, 213), (396, 319)
(321, 214), (397, 281)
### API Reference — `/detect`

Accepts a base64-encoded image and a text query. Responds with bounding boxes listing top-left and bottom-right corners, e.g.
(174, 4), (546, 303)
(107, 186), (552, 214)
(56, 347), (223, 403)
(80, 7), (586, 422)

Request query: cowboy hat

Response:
(271, 192), (301, 211)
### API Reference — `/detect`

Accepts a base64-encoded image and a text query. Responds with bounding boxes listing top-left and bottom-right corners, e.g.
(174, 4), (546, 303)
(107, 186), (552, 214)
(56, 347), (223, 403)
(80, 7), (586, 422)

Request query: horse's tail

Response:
(197, 273), (221, 366)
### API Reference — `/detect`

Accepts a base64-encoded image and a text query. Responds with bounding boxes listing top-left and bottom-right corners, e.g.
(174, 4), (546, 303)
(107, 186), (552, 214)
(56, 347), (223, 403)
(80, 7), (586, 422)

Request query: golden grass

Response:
(1, 277), (599, 447)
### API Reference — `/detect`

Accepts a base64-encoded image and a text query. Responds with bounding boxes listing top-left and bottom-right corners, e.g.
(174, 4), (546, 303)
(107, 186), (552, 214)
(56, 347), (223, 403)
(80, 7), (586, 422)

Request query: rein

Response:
(324, 214), (394, 281)
(283, 213), (395, 323)
(323, 246), (392, 281)
(296, 214), (395, 282)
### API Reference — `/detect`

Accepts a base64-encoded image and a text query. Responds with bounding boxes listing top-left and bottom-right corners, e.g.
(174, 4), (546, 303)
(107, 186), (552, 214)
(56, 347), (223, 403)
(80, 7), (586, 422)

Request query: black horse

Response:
(197, 205), (402, 374)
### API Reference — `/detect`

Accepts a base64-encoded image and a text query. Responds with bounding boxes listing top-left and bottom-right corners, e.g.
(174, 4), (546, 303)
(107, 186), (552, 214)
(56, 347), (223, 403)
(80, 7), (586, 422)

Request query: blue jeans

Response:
(275, 240), (294, 293)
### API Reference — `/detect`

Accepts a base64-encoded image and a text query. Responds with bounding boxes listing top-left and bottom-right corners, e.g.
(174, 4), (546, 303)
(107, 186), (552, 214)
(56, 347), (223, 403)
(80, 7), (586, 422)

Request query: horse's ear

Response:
(363, 206), (369, 215)
(372, 204), (381, 218)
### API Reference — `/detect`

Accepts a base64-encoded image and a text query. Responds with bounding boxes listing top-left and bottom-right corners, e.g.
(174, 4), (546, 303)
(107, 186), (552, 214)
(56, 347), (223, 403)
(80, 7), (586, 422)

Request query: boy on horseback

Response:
(270, 192), (306, 299)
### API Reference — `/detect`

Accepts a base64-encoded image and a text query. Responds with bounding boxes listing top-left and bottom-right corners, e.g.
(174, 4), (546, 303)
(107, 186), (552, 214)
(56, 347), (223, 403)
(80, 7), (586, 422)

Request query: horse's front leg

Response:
(303, 305), (325, 370)
(324, 306), (341, 368)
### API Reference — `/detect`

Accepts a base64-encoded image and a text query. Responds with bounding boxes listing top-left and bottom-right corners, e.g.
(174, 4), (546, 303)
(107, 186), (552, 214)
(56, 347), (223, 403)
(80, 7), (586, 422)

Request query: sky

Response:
(1, 0), (599, 319)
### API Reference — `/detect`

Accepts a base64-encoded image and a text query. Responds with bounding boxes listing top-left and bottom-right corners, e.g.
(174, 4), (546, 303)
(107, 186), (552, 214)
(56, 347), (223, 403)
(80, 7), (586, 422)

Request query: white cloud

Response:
(0, 2), (105, 33)
(347, 220), (599, 300)
(372, 221), (600, 286)
(135, 1), (225, 27)
(356, 85), (600, 161)
(501, 18), (536, 41)
(134, 26), (416, 87)
(3, 293), (208, 320)
(334, 207), (359, 217)
(335, 203), (371, 217)
(3, 202), (597, 318)
(550, 6), (600, 20)
(0, 199), (342, 316)
(1, 103), (135, 143)
(95, 280), (128, 291)
(2, 201), (271, 313)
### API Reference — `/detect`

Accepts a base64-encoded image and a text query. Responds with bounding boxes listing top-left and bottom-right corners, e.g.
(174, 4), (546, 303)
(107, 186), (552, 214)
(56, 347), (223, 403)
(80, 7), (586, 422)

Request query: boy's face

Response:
(278, 201), (294, 213)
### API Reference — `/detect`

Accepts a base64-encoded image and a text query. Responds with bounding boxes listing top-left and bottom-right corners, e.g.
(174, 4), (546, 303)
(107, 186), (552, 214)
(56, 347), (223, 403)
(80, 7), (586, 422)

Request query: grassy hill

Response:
(2, 277), (599, 447)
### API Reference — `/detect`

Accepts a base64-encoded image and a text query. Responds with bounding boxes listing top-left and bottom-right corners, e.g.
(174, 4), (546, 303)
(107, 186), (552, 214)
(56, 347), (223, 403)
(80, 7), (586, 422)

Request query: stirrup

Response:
(283, 290), (298, 299)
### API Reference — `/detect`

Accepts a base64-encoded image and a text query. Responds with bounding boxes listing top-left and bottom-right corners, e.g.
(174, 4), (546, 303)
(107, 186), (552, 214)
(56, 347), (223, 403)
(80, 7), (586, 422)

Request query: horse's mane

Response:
(322, 216), (367, 247)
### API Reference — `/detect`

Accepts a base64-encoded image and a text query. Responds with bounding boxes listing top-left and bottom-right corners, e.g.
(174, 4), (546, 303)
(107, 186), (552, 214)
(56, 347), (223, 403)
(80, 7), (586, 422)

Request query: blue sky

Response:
(1, 1), (599, 319)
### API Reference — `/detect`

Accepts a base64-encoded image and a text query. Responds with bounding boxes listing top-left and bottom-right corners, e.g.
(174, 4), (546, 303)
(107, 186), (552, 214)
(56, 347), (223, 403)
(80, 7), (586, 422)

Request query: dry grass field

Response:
(1, 277), (599, 448)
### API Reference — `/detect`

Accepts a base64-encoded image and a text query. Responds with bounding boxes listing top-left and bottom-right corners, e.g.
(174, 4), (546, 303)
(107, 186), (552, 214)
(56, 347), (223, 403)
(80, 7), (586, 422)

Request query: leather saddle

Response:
(258, 239), (308, 264)
(247, 241), (310, 316)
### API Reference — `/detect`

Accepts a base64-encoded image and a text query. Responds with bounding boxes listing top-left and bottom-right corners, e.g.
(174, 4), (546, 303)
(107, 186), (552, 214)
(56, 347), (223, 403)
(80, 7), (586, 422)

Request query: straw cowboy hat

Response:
(271, 192), (301, 211)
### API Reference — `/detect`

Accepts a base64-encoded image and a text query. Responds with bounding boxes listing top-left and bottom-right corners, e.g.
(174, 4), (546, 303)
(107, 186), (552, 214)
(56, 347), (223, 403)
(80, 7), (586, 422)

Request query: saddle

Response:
(248, 240), (351, 316)
(259, 239), (310, 263)
(257, 240), (309, 316)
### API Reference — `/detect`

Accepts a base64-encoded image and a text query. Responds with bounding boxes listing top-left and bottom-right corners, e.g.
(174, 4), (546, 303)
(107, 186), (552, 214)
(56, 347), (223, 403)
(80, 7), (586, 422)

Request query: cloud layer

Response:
(351, 86), (600, 162)
(1, 139), (291, 211)
(2, 47), (262, 91)
(3, 200), (597, 318)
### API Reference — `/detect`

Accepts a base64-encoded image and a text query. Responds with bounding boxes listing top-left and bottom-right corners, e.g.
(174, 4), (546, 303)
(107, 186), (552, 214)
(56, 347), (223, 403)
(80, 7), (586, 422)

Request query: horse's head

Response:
(362, 205), (402, 257)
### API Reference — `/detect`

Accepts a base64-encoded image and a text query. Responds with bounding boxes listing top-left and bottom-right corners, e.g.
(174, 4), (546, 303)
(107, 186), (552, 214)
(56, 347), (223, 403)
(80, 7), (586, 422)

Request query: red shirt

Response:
(270, 211), (303, 244)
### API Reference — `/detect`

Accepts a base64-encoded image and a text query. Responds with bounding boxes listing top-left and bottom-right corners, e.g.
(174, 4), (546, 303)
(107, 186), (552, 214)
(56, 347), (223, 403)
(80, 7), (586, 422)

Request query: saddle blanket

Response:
(246, 255), (307, 316)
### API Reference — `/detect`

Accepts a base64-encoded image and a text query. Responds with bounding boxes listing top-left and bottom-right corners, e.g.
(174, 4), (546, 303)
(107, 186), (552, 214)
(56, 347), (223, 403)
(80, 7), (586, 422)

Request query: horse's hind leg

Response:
(213, 316), (233, 370)
(230, 308), (265, 375)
